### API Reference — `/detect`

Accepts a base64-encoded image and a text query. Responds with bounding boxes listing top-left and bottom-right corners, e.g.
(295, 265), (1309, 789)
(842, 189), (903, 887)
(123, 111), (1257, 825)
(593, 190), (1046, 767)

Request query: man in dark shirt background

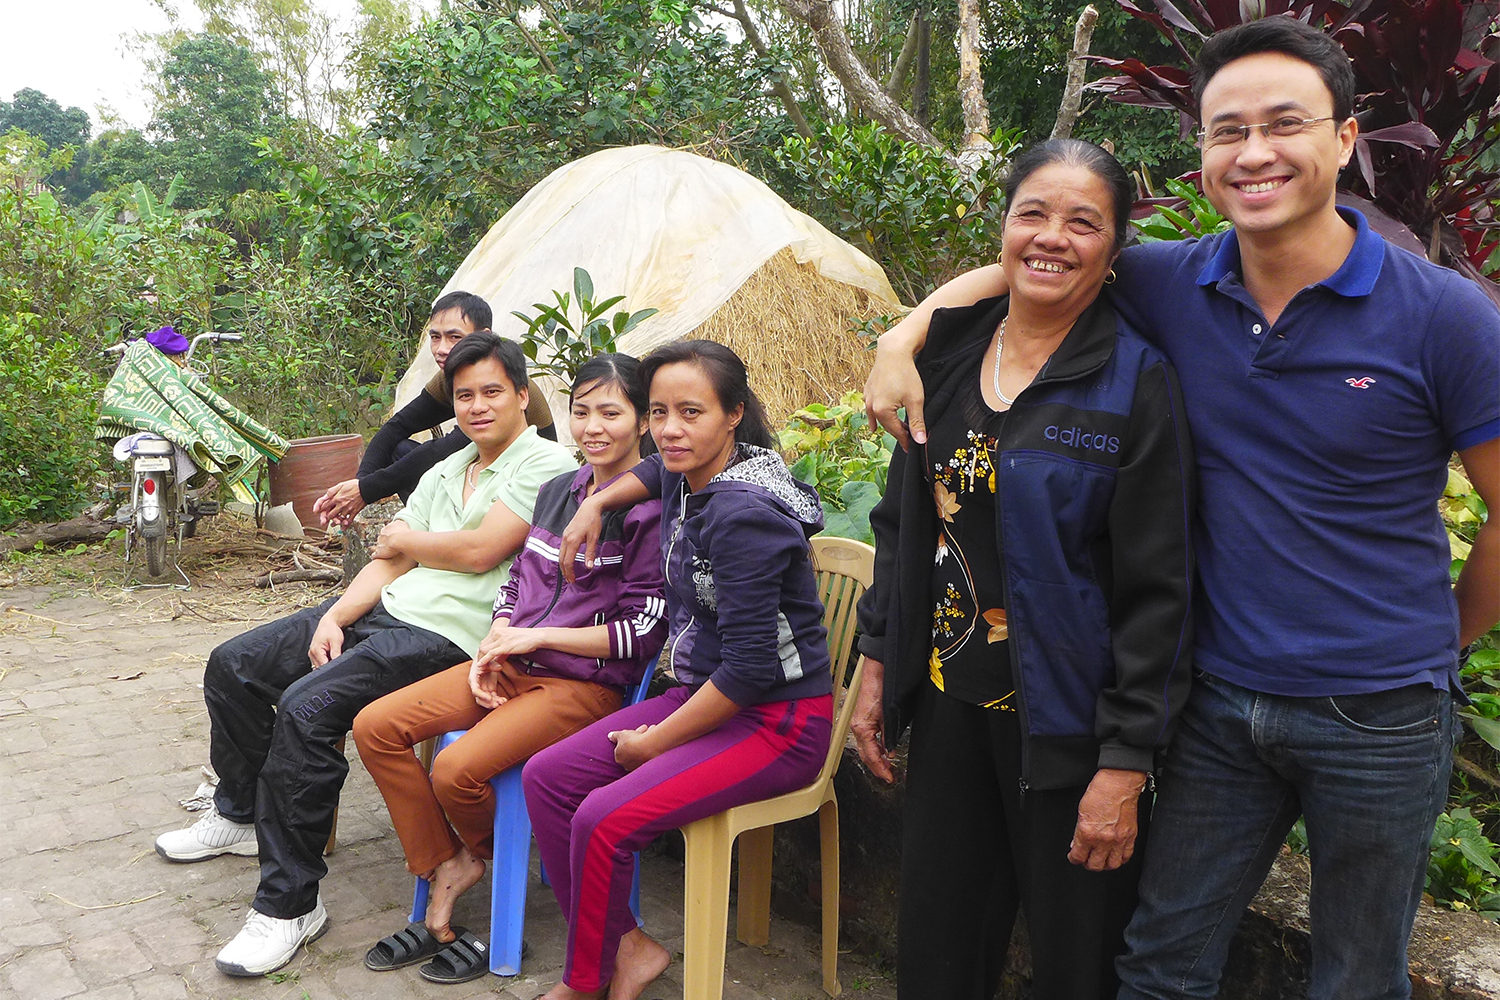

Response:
(313, 290), (556, 527)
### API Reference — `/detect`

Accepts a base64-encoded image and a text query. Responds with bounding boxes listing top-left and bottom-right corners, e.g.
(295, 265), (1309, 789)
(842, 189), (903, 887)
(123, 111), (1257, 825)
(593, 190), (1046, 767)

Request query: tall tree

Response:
(0, 89), (90, 151)
(150, 34), (282, 207)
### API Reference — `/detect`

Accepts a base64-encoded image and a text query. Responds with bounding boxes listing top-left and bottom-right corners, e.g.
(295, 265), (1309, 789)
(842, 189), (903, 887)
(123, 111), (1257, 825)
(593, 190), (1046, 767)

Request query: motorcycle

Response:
(103, 331), (242, 584)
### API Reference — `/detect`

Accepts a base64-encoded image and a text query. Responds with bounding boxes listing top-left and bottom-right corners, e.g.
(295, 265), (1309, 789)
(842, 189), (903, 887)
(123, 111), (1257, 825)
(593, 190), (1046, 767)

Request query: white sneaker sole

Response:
(214, 910), (329, 977)
(154, 837), (259, 863)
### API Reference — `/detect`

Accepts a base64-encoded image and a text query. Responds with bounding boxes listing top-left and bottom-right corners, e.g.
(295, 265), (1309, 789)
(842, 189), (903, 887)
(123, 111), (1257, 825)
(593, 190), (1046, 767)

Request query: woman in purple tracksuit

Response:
(524, 340), (832, 1000)
(352, 355), (666, 981)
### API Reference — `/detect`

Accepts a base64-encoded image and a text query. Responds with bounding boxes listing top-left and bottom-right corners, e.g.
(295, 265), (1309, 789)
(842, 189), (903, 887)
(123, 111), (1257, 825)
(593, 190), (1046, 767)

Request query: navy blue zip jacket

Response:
(632, 447), (832, 707)
(856, 296), (1196, 788)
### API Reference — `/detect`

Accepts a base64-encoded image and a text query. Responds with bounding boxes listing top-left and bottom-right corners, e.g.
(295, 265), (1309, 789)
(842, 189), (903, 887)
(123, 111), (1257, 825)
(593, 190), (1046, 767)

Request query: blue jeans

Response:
(1116, 671), (1456, 1000)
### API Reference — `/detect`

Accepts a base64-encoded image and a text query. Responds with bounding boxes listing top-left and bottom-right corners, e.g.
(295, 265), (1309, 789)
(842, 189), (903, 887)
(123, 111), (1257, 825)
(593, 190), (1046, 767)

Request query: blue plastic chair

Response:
(408, 666), (654, 976)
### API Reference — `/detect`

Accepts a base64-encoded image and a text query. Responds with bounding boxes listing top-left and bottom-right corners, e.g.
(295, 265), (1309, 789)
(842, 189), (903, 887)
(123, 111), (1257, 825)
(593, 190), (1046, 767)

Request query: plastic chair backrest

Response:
(808, 536), (874, 786)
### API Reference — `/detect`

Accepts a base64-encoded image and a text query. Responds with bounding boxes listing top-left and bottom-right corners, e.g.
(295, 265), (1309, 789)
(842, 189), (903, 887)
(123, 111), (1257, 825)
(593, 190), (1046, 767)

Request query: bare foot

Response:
(424, 845), (486, 942)
(608, 928), (671, 1000)
(540, 983), (605, 1000)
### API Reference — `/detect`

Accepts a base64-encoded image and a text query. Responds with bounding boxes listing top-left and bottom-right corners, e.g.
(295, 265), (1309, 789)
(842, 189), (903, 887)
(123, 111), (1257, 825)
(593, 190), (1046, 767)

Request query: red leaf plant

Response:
(1090, 0), (1500, 287)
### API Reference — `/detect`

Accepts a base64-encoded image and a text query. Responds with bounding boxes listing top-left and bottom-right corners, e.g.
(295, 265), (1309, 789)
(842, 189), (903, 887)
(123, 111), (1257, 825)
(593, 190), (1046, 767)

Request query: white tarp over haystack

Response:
(393, 145), (903, 433)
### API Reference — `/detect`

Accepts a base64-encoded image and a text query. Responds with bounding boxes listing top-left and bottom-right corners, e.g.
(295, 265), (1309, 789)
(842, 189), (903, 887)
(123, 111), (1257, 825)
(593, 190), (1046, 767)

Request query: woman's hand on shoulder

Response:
(1068, 768), (1149, 871)
(559, 496), (605, 583)
(850, 658), (895, 784)
(864, 264), (1008, 447)
(866, 335), (927, 449)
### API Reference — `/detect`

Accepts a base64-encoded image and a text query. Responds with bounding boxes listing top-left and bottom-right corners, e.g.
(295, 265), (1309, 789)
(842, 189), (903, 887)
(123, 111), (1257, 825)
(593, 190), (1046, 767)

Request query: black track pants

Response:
(896, 683), (1149, 1000)
(203, 597), (464, 918)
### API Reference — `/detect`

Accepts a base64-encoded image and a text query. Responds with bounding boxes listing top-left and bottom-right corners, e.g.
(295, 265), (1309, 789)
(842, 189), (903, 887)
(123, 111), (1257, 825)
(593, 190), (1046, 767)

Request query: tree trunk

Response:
(504, 5), (560, 75)
(956, 0), (991, 152)
(774, 0), (950, 155)
(1050, 4), (1099, 140)
(886, 14), (920, 96)
(732, 0), (817, 139)
(913, 8), (931, 127)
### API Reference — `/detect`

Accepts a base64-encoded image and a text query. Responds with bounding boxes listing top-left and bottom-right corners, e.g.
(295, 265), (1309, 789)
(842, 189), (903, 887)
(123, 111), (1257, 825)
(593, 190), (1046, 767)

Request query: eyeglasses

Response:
(1198, 116), (1338, 148)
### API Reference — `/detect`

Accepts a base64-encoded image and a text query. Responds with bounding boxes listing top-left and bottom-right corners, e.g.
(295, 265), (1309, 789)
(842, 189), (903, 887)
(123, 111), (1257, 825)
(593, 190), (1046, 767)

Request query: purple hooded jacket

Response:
(493, 466), (666, 691)
(632, 446), (832, 707)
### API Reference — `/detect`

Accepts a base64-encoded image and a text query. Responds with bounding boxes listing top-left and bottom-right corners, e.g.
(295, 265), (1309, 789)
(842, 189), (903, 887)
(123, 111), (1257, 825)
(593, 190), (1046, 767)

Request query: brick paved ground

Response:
(0, 583), (895, 1000)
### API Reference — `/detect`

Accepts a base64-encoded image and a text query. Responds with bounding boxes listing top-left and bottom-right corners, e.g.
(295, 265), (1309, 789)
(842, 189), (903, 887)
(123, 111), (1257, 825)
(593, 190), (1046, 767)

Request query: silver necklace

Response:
(466, 459), (480, 490)
(992, 318), (1017, 406)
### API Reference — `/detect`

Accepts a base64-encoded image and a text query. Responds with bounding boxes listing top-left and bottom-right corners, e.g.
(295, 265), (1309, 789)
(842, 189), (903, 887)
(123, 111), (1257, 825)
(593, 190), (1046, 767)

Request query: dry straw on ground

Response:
(689, 247), (897, 424)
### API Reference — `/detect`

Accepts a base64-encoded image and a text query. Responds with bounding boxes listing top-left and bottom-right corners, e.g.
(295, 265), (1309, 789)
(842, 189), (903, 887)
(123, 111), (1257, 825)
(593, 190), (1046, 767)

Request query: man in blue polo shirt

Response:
(861, 17), (1499, 1000)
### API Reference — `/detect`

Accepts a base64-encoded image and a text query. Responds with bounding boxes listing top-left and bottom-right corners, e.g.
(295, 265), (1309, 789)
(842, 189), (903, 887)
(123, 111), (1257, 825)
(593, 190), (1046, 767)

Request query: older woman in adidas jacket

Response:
(850, 140), (1196, 1000)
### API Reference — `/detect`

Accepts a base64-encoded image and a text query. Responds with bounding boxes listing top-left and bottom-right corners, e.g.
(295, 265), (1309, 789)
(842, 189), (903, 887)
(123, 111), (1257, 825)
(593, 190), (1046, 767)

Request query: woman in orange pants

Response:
(352, 354), (666, 984)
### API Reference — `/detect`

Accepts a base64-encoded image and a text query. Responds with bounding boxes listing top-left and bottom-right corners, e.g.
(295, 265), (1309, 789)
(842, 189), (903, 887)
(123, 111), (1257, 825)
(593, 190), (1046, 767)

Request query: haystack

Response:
(690, 247), (886, 423)
(393, 145), (903, 436)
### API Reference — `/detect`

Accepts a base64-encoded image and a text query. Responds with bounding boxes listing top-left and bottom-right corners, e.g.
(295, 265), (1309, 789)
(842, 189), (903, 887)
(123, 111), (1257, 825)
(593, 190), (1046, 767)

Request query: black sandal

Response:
(418, 931), (491, 984)
(364, 923), (465, 972)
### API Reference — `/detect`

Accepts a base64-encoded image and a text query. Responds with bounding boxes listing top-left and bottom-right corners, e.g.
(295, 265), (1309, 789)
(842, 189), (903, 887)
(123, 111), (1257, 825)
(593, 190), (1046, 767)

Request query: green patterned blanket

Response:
(94, 341), (289, 503)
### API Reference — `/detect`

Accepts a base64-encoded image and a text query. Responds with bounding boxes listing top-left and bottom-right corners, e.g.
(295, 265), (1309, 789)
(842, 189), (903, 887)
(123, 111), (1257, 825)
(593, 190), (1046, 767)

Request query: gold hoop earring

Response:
(1105, 268), (1118, 284)
(996, 250), (1003, 267)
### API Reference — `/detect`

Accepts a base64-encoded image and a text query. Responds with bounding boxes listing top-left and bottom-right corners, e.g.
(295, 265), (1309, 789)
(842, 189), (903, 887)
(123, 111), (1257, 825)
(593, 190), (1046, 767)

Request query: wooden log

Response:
(0, 517), (115, 555)
(254, 568), (342, 588)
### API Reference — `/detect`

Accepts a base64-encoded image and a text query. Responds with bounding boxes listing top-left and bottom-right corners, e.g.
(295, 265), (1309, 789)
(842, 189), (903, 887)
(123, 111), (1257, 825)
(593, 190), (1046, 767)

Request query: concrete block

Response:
(71, 929), (155, 981)
(4, 949), (87, 1000)
(75, 986), (133, 1000)
(122, 972), (188, 999)
(498, 980), (550, 1000)
(0, 890), (42, 925)
(1, 919), (66, 947)
(131, 914), (210, 967)
(0, 722), (47, 756)
(332, 963), (422, 1000)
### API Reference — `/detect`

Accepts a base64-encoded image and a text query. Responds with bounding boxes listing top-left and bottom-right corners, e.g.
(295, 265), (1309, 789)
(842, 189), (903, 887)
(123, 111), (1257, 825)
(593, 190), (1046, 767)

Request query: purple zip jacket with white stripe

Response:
(492, 465), (667, 691)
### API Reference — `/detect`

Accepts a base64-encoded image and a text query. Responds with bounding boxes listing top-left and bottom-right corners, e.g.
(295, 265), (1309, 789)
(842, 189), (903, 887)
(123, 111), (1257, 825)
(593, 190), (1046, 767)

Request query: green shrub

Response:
(773, 122), (1022, 304)
(780, 391), (894, 545)
(211, 250), (410, 440)
(1133, 178), (1233, 243)
(0, 313), (103, 524)
(1428, 808), (1500, 918)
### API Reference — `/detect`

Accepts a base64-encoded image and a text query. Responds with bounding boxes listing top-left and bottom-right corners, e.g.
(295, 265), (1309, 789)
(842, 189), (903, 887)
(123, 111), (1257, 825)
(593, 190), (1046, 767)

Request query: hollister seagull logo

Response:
(1345, 376), (1377, 389)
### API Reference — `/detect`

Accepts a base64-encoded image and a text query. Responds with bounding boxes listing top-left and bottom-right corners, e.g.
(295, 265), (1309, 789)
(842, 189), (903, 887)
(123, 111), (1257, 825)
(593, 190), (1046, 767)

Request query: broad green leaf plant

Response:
(780, 391), (895, 545)
(510, 267), (657, 385)
(1428, 808), (1500, 917)
(1448, 465), (1500, 750)
(1133, 178), (1232, 242)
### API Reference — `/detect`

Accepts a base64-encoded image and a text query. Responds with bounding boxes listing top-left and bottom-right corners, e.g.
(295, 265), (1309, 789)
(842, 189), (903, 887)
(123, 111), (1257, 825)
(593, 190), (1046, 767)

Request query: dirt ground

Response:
(0, 515), (896, 1000)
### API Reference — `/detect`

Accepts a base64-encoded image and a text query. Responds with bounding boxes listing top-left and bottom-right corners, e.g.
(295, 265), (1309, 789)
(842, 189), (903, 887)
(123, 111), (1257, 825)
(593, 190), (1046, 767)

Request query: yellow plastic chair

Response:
(679, 535), (875, 1000)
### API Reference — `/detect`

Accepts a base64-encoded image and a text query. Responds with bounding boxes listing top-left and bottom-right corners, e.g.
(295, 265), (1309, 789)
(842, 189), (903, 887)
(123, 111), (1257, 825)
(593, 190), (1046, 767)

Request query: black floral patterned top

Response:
(926, 358), (1014, 710)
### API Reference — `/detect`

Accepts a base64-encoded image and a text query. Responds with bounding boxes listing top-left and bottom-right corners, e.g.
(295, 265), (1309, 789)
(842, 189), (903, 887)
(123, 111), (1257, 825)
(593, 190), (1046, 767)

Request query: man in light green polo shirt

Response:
(153, 332), (577, 978)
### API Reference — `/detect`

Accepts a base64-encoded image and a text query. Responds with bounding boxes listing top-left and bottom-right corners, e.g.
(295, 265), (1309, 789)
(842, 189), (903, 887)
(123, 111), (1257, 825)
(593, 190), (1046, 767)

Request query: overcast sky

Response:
(0, 0), (423, 133)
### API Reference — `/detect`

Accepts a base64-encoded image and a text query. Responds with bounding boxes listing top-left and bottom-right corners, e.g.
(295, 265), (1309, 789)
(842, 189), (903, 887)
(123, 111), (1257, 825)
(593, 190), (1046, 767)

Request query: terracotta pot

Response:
(269, 434), (364, 529)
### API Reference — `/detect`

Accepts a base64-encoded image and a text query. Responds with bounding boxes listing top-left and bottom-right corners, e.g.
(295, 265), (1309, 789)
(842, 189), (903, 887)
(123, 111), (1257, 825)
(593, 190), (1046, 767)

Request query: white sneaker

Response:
(215, 898), (328, 977)
(155, 807), (258, 862)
